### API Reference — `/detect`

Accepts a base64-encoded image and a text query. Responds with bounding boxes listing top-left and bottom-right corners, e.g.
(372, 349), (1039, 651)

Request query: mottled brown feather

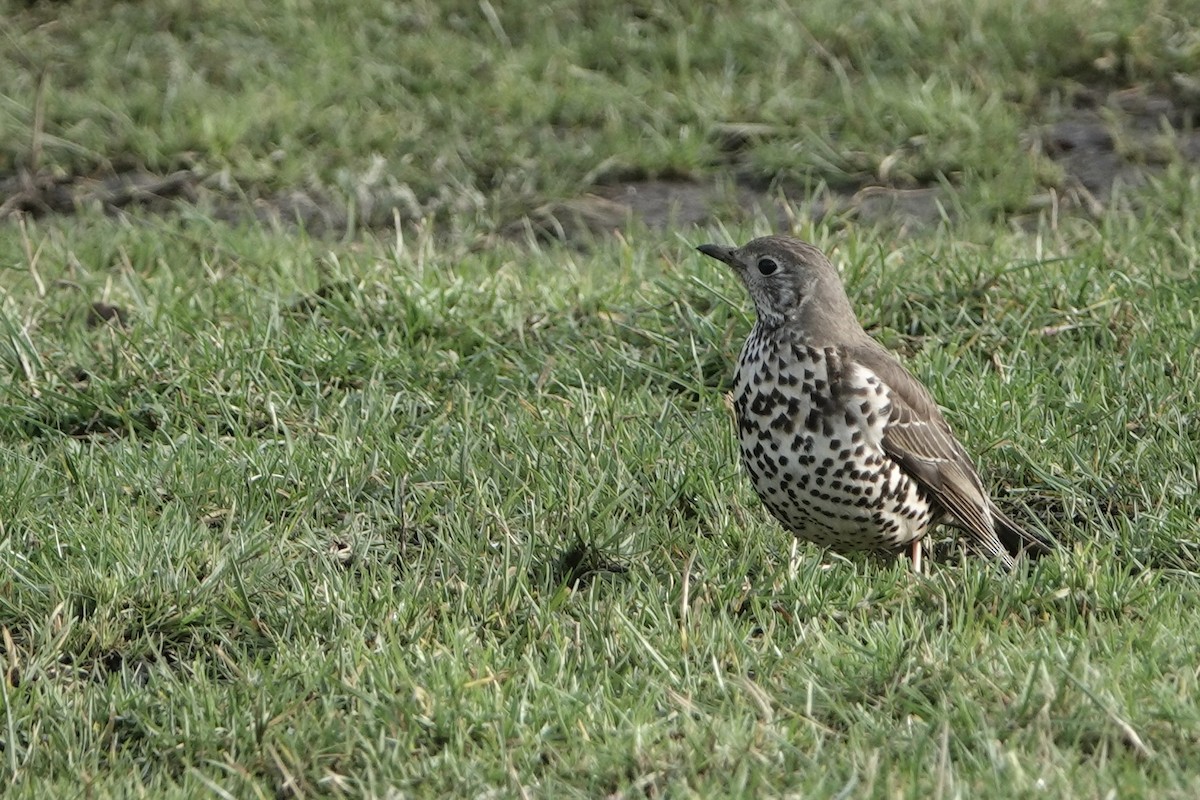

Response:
(846, 340), (1050, 561)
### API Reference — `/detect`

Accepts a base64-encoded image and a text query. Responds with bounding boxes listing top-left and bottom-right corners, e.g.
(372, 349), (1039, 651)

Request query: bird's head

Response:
(697, 235), (858, 336)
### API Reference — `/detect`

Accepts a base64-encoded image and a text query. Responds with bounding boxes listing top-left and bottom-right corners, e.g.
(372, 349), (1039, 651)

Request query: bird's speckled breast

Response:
(731, 326), (934, 552)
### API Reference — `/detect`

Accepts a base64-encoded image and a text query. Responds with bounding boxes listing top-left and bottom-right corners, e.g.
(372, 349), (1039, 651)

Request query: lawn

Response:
(2, 1), (1199, 797)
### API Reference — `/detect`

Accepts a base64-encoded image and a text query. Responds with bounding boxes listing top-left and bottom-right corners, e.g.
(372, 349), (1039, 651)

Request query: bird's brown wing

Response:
(845, 340), (1021, 563)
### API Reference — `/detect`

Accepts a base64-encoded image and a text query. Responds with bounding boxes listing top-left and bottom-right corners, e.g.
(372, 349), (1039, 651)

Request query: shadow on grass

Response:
(539, 539), (629, 591)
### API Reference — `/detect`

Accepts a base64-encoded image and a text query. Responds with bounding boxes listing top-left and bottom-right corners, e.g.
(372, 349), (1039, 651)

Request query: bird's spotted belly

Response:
(732, 340), (934, 553)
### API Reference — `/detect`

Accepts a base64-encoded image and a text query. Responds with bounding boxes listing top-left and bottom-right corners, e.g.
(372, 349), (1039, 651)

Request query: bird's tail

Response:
(992, 505), (1054, 559)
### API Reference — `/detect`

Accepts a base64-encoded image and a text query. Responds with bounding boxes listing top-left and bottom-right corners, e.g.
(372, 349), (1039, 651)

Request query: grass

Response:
(2, 0), (1200, 797)
(4, 0), (1199, 221)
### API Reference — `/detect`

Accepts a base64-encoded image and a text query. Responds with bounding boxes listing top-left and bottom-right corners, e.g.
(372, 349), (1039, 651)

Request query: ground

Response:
(1, 1), (1199, 797)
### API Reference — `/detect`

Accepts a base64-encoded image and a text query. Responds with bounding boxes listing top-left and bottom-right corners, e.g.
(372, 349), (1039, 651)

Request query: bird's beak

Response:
(696, 243), (736, 265)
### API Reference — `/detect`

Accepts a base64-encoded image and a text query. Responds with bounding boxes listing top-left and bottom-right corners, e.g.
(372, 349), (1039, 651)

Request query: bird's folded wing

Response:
(846, 343), (1010, 561)
(882, 401), (1006, 551)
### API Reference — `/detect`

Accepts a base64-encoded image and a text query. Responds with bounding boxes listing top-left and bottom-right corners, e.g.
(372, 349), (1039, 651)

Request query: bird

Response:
(697, 235), (1052, 571)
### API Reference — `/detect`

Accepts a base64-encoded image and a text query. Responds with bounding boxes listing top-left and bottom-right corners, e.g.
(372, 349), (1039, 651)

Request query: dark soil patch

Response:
(527, 85), (1200, 244)
(209, 187), (354, 234)
(2, 87), (1196, 242)
(1030, 85), (1200, 209)
(0, 169), (198, 218)
(0, 167), (359, 234)
(511, 180), (791, 243)
(513, 180), (950, 244)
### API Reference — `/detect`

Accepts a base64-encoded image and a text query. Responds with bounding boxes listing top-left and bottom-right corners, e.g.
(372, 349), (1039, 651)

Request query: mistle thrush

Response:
(698, 235), (1051, 570)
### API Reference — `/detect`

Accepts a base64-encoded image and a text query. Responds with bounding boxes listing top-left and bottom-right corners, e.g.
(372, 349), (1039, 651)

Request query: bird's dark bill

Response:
(697, 243), (735, 264)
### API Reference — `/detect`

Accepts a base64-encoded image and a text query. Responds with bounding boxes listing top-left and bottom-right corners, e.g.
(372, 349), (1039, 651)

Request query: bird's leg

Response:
(910, 538), (923, 575)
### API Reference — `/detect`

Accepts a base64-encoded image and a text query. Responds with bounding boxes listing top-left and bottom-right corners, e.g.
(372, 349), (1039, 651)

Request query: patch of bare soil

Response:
(0, 168), (362, 234)
(0, 169), (198, 218)
(208, 187), (353, 234)
(511, 180), (792, 243)
(514, 180), (949, 244)
(2, 86), (1196, 242)
(524, 85), (1199, 244)
(1029, 85), (1200, 213)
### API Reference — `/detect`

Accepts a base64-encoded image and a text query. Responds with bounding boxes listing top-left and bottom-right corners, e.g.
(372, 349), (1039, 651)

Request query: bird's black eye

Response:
(757, 257), (778, 276)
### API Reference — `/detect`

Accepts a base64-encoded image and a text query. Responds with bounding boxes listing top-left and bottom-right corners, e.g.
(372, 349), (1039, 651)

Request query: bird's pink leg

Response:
(910, 538), (923, 574)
